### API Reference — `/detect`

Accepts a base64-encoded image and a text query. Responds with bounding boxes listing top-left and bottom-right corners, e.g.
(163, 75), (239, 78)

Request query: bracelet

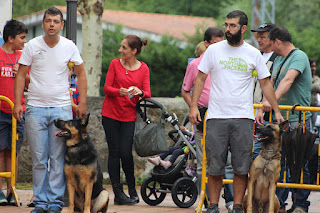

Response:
(139, 90), (144, 97)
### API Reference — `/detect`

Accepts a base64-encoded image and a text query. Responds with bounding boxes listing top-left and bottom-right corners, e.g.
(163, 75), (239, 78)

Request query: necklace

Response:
(2, 46), (17, 65)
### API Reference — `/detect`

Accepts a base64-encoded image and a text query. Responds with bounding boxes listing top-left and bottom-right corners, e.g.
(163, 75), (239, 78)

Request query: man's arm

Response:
(73, 63), (87, 118)
(261, 69), (300, 111)
(258, 78), (284, 124)
(181, 60), (198, 107)
(181, 89), (192, 107)
(274, 69), (300, 100)
(256, 69), (300, 125)
(13, 64), (30, 122)
(189, 71), (207, 125)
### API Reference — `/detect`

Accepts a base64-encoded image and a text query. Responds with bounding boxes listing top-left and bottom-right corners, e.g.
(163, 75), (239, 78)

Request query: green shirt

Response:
(272, 49), (311, 121)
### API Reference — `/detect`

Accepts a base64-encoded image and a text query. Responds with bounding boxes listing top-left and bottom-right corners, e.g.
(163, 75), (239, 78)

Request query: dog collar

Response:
(261, 149), (281, 160)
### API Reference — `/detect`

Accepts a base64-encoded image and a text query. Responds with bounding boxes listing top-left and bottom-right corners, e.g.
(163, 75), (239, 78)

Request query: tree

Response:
(104, 0), (234, 18)
(12, 0), (66, 18)
(275, 0), (320, 75)
(78, 0), (106, 96)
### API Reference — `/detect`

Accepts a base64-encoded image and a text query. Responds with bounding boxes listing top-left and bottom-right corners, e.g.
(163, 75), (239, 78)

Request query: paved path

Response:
(2, 188), (320, 213)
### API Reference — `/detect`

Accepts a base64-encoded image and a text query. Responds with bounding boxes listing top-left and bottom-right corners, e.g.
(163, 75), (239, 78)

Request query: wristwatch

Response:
(139, 90), (144, 97)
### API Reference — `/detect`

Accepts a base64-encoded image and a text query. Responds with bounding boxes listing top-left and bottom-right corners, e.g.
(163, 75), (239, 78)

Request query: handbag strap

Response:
(273, 48), (297, 85)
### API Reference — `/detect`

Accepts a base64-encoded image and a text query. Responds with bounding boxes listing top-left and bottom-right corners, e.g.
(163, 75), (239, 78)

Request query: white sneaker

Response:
(292, 208), (307, 213)
(227, 204), (233, 213)
(0, 190), (7, 206)
(195, 207), (207, 212)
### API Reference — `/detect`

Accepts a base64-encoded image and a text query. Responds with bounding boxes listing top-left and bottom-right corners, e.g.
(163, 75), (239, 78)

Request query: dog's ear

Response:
(80, 113), (90, 127)
(80, 114), (90, 140)
(279, 120), (289, 132)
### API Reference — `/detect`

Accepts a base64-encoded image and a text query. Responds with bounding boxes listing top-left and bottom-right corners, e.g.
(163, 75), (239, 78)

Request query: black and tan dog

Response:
(244, 121), (288, 213)
(54, 114), (109, 213)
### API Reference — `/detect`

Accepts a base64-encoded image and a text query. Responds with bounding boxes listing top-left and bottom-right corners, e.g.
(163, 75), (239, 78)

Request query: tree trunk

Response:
(78, 0), (105, 97)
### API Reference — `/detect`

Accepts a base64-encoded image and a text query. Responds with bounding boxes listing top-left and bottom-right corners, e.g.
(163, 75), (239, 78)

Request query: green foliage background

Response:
(12, 0), (67, 18)
(12, 0), (320, 97)
(275, 0), (320, 67)
(104, 0), (234, 17)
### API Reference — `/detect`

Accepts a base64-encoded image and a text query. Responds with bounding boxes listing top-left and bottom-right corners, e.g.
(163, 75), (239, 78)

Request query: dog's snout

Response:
(255, 125), (264, 133)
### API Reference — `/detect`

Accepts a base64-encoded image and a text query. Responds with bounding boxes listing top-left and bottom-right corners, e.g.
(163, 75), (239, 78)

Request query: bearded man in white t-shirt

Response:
(189, 10), (284, 213)
(13, 7), (87, 213)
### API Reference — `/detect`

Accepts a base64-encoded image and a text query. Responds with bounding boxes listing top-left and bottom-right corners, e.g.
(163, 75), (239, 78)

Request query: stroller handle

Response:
(136, 98), (169, 123)
(137, 98), (167, 111)
(168, 129), (193, 143)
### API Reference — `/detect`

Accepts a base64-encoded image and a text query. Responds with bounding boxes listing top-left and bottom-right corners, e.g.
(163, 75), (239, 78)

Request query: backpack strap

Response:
(268, 52), (277, 74)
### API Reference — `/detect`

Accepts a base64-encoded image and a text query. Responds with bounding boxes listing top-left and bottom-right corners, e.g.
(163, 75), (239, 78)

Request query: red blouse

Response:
(101, 58), (151, 122)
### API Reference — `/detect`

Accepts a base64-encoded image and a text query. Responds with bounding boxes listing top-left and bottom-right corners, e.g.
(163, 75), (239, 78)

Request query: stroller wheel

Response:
(171, 177), (198, 208)
(141, 176), (166, 206)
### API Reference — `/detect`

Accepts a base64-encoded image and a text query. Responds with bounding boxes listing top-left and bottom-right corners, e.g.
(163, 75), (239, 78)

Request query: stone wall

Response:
(17, 97), (189, 182)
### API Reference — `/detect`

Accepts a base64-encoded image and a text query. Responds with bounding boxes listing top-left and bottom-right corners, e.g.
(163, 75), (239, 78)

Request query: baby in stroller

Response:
(148, 126), (195, 169)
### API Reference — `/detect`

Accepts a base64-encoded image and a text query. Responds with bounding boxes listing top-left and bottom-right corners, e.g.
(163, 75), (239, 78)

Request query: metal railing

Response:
(0, 95), (20, 207)
(196, 104), (320, 212)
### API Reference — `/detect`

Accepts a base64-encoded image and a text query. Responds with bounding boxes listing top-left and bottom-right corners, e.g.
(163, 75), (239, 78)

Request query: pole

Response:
(0, 0), (12, 46)
(66, 0), (78, 44)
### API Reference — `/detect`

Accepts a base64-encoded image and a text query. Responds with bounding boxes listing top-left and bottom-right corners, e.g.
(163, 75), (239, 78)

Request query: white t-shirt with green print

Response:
(198, 40), (270, 120)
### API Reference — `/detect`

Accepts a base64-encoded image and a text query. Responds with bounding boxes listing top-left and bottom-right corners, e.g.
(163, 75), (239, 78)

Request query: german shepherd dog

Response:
(244, 121), (288, 213)
(54, 114), (109, 213)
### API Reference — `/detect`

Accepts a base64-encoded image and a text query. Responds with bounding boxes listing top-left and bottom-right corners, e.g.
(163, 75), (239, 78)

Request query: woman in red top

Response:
(101, 35), (151, 205)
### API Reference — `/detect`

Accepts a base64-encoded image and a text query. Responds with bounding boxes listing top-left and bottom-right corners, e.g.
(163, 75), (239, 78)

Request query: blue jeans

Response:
(276, 120), (311, 212)
(25, 105), (72, 210)
(0, 111), (25, 152)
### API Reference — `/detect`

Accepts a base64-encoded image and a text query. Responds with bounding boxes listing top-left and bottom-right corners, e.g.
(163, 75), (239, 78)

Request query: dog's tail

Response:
(91, 189), (109, 213)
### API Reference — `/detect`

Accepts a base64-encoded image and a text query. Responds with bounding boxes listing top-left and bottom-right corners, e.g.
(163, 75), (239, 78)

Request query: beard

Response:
(225, 28), (242, 46)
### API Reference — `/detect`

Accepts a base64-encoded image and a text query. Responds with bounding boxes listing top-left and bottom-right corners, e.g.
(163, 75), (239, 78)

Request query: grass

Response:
(1, 181), (33, 190)
(16, 182), (33, 190)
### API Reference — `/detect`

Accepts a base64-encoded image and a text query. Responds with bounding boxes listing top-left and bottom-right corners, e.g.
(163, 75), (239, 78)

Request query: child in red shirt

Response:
(0, 19), (28, 205)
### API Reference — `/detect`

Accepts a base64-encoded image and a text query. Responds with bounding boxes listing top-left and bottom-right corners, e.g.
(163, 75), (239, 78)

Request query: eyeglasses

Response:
(223, 24), (242, 30)
(256, 35), (268, 39)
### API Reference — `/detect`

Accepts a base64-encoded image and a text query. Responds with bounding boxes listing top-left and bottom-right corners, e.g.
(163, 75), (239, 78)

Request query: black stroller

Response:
(135, 98), (198, 208)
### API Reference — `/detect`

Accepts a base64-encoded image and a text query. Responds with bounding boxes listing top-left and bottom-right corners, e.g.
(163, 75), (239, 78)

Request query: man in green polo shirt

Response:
(256, 26), (312, 213)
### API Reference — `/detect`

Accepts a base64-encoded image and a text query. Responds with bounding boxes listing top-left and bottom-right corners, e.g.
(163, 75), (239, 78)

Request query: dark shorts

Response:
(0, 111), (25, 153)
(205, 118), (253, 175)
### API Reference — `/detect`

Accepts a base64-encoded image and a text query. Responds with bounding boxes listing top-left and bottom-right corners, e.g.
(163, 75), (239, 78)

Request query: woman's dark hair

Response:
(43, 7), (63, 22)
(309, 58), (315, 66)
(3, 19), (28, 42)
(123, 35), (148, 56)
